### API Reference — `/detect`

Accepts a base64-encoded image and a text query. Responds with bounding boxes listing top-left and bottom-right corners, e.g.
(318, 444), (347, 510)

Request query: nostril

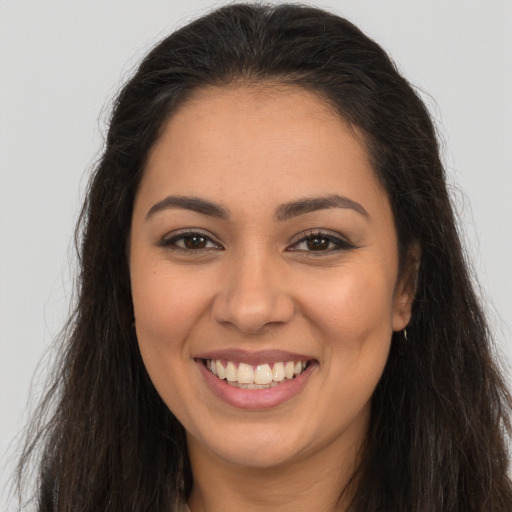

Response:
(211, 289), (295, 334)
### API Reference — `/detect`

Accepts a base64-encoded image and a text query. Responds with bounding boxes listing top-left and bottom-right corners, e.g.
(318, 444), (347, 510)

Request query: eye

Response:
(288, 231), (354, 253)
(159, 231), (223, 251)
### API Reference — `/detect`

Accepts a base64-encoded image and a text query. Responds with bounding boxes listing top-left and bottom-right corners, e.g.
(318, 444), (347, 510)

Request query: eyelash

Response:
(287, 230), (355, 254)
(158, 230), (223, 252)
(158, 229), (355, 254)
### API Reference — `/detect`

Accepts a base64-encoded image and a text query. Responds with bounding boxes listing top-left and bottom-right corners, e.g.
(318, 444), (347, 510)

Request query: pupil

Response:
(184, 236), (207, 249)
(307, 236), (329, 251)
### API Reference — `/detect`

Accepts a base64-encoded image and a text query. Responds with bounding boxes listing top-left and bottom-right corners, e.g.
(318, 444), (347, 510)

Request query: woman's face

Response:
(130, 85), (414, 469)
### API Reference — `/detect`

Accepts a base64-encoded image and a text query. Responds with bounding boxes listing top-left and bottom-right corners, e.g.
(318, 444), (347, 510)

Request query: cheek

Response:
(304, 264), (396, 346)
(131, 260), (213, 359)
(299, 262), (395, 401)
(308, 267), (394, 415)
(130, 263), (215, 417)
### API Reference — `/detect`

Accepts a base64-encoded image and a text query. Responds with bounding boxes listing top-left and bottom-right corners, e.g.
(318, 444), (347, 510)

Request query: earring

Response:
(403, 328), (408, 341)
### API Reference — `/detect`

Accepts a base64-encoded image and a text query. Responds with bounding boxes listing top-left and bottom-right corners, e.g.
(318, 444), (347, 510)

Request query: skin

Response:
(130, 85), (415, 512)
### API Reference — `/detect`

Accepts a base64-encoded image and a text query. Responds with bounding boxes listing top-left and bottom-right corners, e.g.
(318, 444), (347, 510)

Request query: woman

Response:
(16, 3), (512, 511)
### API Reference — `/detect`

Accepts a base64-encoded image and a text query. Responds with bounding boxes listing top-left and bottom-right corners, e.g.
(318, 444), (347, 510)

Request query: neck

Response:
(186, 428), (364, 512)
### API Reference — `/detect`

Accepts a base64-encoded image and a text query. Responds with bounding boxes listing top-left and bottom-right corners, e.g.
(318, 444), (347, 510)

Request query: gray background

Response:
(1, 1), (511, 508)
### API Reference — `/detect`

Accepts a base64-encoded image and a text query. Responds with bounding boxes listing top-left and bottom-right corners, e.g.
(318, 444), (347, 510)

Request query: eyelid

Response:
(156, 227), (354, 253)
(286, 229), (355, 252)
(157, 228), (224, 250)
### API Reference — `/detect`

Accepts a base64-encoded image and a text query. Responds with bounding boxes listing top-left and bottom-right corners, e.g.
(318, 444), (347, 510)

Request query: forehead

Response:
(139, 83), (387, 219)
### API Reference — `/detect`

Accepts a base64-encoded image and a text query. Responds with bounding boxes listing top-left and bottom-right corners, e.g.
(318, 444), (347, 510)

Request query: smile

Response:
(205, 359), (310, 389)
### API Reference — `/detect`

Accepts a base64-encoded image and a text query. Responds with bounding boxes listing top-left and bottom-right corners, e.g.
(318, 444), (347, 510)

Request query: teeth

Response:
(284, 361), (295, 379)
(272, 362), (285, 382)
(237, 362), (255, 384)
(206, 359), (309, 387)
(216, 360), (225, 380)
(225, 361), (237, 382)
(254, 364), (273, 385)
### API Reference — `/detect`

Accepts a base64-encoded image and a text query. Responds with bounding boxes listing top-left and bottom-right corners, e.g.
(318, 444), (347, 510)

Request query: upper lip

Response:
(194, 349), (316, 365)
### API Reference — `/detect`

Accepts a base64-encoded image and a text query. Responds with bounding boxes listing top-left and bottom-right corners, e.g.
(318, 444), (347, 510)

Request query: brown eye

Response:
(159, 231), (222, 251)
(287, 231), (354, 254)
(183, 235), (208, 249)
(306, 235), (330, 251)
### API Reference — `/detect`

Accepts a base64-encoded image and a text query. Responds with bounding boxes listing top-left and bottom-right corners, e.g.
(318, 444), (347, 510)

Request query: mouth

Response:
(203, 359), (312, 389)
(195, 351), (317, 409)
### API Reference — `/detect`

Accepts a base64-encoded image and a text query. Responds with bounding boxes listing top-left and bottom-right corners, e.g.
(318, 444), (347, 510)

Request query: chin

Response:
(217, 443), (304, 469)
(189, 423), (311, 469)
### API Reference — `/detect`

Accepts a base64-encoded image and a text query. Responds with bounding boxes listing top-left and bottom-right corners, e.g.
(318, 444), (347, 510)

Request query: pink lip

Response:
(194, 349), (314, 366)
(195, 358), (317, 410)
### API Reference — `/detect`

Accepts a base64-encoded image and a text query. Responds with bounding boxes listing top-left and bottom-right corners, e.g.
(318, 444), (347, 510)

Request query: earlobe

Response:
(392, 295), (413, 332)
(392, 242), (421, 332)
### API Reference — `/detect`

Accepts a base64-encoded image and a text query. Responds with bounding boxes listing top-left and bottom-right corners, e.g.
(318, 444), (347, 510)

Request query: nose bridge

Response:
(212, 242), (294, 334)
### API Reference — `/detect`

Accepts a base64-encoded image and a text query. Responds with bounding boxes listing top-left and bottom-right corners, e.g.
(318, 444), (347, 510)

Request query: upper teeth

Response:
(206, 360), (308, 386)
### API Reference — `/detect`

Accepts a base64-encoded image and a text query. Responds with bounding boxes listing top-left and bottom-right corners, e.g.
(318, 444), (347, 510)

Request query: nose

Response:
(211, 250), (295, 334)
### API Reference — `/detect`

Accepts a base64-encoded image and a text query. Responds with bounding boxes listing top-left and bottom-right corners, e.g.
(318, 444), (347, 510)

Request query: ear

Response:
(392, 242), (421, 332)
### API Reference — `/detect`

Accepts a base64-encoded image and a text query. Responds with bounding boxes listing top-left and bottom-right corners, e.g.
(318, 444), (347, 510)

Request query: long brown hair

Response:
(17, 3), (512, 511)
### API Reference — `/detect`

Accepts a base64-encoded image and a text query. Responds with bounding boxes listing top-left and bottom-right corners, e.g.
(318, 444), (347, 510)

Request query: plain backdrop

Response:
(1, 0), (511, 508)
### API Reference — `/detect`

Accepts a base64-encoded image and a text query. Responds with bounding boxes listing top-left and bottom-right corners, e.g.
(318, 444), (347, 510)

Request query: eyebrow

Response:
(145, 193), (368, 221)
(275, 194), (369, 220)
(146, 195), (229, 220)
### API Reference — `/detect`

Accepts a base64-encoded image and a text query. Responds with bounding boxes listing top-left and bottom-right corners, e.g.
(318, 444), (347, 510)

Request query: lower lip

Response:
(196, 360), (315, 410)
